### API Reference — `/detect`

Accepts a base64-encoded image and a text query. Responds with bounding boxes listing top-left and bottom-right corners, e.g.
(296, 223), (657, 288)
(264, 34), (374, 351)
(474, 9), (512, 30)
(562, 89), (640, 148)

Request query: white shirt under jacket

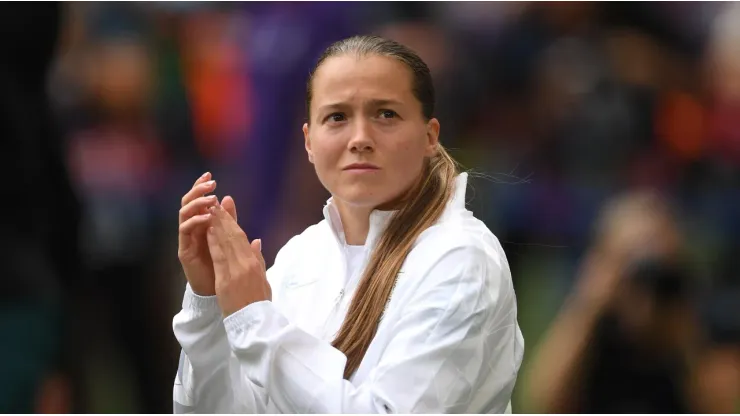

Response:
(172, 173), (525, 414)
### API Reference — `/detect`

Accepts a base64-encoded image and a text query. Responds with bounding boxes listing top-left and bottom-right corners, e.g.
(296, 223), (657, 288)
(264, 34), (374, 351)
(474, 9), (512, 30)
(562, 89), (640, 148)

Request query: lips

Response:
(343, 163), (380, 170)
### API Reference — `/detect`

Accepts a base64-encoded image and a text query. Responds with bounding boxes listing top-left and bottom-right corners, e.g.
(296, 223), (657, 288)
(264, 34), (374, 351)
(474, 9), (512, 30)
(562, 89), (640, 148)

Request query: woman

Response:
(173, 35), (524, 414)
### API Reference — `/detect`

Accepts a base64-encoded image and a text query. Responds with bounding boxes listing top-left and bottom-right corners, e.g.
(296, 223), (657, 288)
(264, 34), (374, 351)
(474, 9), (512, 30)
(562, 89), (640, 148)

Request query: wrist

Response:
(188, 283), (216, 297)
(221, 299), (258, 318)
(186, 283), (217, 298)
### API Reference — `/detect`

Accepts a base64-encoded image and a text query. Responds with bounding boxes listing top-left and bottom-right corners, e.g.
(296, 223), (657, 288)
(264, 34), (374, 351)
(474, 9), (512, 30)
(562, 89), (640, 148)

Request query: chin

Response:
(334, 184), (388, 209)
(336, 192), (384, 209)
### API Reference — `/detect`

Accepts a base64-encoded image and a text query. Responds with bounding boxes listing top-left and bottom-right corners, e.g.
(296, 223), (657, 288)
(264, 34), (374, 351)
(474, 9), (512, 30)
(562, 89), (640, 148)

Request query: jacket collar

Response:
(322, 172), (469, 249)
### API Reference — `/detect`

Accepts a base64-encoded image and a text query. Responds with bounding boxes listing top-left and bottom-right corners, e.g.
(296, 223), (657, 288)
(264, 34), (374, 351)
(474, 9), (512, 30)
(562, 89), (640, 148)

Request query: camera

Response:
(626, 256), (692, 303)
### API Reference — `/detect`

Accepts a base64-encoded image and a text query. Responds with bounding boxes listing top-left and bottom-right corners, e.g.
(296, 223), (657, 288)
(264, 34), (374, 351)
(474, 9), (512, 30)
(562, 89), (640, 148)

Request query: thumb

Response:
(250, 238), (262, 253)
(251, 239), (266, 269)
(221, 196), (237, 222)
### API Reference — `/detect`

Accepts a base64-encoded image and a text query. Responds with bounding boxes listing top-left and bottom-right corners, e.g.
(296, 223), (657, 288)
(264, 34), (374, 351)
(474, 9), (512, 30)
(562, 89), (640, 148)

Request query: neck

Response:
(330, 170), (432, 245)
(334, 200), (373, 246)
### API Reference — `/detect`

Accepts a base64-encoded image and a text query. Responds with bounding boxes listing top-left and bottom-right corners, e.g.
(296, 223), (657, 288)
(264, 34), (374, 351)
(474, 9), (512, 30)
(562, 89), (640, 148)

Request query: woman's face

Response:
(303, 54), (439, 210)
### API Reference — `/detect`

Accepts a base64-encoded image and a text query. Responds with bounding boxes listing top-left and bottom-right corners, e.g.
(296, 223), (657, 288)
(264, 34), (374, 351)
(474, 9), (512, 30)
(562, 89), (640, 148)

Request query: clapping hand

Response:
(178, 172), (238, 296)
(207, 203), (271, 317)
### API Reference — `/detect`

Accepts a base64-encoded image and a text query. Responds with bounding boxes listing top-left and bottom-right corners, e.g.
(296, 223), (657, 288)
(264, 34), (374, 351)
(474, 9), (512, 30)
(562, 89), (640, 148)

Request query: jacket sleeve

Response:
(172, 237), (300, 413)
(222, 245), (523, 413)
(172, 284), (269, 413)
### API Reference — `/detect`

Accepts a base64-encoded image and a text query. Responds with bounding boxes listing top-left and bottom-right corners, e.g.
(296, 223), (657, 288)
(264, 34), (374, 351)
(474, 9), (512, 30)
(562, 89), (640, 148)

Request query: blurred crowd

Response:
(1, 2), (738, 413)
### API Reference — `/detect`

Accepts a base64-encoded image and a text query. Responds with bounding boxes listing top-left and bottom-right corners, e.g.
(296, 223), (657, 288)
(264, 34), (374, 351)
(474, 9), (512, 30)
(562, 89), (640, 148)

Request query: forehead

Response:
(311, 54), (415, 105)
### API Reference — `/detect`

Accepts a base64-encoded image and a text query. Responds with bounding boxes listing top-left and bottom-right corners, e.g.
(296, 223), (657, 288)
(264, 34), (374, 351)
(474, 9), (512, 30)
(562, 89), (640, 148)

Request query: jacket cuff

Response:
(182, 283), (221, 314)
(222, 300), (274, 336)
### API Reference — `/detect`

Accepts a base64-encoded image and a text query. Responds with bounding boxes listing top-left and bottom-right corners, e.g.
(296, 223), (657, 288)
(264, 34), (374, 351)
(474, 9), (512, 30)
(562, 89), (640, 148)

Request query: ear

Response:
(303, 123), (314, 164)
(424, 118), (440, 157)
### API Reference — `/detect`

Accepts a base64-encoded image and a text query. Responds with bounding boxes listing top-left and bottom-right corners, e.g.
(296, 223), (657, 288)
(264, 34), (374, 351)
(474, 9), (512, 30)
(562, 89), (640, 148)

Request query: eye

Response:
(378, 109), (398, 119)
(325, 112), (346, 124)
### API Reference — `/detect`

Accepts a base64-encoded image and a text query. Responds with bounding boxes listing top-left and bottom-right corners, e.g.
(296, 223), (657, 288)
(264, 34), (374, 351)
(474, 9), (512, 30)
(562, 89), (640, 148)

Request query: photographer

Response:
(526, 191), (704, 413)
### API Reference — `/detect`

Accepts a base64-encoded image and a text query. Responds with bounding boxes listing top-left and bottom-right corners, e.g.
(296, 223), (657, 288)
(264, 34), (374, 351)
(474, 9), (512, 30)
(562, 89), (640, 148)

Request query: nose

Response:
(347, 120), (374, 153)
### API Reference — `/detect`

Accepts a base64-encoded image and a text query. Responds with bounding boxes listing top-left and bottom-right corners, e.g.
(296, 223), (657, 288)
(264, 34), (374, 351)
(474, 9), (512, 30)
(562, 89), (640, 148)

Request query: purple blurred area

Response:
(1, 2), (738, 413)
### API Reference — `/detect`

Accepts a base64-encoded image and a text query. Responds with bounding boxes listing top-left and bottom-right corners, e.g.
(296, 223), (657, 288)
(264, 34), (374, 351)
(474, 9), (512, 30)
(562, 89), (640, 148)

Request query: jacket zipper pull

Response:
(334, 289), (344, 304)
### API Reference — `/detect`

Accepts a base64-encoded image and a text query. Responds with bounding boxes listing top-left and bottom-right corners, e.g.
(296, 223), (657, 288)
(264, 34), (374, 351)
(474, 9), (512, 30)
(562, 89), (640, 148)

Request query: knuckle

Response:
(236, 258), (252, 272)
(244, 258), (260, 272)
(227, 230), (243, 242)
(236, 268), (250, 281)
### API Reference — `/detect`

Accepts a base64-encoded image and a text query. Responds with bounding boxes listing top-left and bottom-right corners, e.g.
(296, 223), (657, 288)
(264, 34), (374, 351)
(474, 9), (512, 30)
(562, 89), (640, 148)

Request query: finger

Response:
(251, 239), (266, 270)
(207, 226), (228, 279)
(221, 195), (237, 222)
(219, 205), (251, 246)
(250, 239), (262, 253)
(179, 195), (219, 224)
(208, 206), (231, 243)
(207, 209), (238, 270)
(193, 171), (211, 187)
(181, 179), (217, 208)
(211, 205), (252, 259)
(179, 213), (213, 236)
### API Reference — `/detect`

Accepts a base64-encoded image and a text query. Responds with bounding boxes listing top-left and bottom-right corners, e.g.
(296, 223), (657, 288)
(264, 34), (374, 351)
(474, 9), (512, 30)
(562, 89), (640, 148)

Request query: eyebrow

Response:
(367, 99), (404, 108)
(317, 99), (405, 113)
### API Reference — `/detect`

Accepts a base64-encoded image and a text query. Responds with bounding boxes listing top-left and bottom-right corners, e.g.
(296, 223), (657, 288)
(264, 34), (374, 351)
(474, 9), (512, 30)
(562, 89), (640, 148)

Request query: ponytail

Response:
(331, 146), (458, 379)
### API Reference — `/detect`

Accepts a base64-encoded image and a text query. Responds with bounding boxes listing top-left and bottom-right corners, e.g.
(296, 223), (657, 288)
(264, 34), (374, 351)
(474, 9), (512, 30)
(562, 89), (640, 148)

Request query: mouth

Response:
(342, 163), (380, 171)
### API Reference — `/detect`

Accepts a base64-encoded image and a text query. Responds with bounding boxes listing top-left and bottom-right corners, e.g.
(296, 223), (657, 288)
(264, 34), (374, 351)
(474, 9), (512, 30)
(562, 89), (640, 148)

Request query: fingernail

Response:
(201, 171), (210, 178)
(208, 195), (217, 201)
(256, 239), (262, 252)
(205, 180), (215, 186)
(208, 227), (214, 234)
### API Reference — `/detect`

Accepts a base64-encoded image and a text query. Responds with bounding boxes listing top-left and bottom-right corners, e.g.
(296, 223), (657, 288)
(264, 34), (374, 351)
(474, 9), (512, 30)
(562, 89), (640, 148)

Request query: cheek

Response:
(311, 133), (341, 162)
(309, 135), (343, 177)
(386, 133), (427, 174)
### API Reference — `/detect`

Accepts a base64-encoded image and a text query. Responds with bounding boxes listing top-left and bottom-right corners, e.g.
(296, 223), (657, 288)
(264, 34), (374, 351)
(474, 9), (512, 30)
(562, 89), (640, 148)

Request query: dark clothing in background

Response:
(0, 3), (82, 412)
(0, 3), (81, 301)
(579, 314), (691, 413)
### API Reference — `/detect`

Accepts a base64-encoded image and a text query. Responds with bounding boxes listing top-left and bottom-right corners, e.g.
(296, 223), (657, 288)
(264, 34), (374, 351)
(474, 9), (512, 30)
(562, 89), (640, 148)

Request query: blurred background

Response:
(1, 1), (738, 413)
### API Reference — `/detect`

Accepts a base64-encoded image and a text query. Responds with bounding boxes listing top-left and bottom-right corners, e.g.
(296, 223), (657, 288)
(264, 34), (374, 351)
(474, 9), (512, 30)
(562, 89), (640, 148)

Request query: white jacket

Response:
(173, 173), (524, 414)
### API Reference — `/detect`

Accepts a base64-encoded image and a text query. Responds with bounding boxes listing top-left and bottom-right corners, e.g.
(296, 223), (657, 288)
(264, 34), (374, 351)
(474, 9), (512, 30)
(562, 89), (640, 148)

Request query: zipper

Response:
(319, 212), (383, 341)
(321, 288), (345, 340)
(320, 245), (372, 341)
(320, 245), (351, 340)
